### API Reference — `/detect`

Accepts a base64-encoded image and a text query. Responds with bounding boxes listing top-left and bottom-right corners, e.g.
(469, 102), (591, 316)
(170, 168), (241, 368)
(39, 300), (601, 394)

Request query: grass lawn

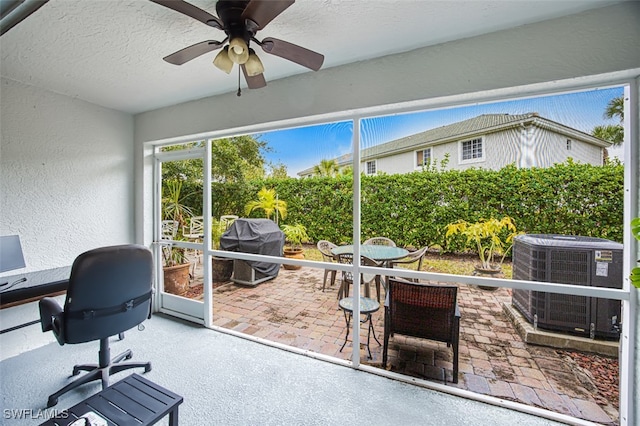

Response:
(302, 244), (513, 279)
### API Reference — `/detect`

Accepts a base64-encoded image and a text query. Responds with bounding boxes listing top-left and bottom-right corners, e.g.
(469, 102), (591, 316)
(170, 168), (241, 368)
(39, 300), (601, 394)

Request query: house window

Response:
(416, 148), (432, 167)
(461, 137), (484, 162)
(366, 160), (376, 175)
(567, 139), (572, 150)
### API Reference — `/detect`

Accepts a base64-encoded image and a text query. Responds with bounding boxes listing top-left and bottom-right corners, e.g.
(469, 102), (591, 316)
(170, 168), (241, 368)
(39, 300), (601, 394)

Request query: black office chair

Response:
(39, 244), (154, 407)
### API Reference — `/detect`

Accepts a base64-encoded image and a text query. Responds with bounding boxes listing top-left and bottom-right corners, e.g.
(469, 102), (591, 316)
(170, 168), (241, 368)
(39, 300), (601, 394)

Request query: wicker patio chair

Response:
(390, 246), (428, 282)
(317, 240), (338, 291)
(363, 237), (396, 247)
(336, 253), (382, 302)
(383, 278), (460, 383)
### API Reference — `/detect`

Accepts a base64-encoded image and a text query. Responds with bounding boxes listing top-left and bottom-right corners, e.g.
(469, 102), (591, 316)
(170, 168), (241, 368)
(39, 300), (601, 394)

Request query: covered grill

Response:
(219, 218), (284, 286)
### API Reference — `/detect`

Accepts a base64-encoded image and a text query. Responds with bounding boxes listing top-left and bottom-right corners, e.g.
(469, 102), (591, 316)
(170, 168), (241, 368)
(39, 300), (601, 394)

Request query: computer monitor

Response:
(0, 235), (26, 273)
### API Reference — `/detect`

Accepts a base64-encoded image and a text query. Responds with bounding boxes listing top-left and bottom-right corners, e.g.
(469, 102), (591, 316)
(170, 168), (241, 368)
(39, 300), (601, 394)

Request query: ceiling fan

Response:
(150, 0), (324, 93)
(0, 0), (49, 36)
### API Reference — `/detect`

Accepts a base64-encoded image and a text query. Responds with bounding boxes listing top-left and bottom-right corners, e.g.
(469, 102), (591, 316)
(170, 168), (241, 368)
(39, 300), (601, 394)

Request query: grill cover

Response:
(219, 218), (284, 277)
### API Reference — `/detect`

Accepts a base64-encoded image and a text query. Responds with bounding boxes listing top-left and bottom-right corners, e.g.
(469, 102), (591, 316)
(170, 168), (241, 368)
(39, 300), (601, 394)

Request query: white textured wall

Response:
(0, 78), (134, 275)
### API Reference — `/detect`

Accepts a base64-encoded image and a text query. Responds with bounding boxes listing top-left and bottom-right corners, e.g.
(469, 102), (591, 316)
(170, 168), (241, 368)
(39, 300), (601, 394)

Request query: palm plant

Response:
(162, 179), (194, 228)
(162, 179), (194, 267)
(593, 96), (624, 147)
(313, 159), (340, 177)
(593, 124), (624, 146)
(445, 216), (522, 271)
(604, 96), (624, 122)
(244, 187), (287, 223)
(281, 224), (309, 251)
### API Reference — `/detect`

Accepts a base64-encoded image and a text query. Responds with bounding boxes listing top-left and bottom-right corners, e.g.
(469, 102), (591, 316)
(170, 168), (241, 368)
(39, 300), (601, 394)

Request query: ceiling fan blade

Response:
(0, 0), (48, 36)
(242, 65), (267, 89)
(163, 40), (224, 65)
(150, 0), (222, 29)
(260, 37), (324, 71)
(1, 0), (25, 19)
(241, 0), (294, 30)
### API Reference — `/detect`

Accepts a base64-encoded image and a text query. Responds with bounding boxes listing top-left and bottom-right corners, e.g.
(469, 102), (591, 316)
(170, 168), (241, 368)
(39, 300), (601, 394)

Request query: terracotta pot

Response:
(163, 263), (191, 295)
(283, 248), (304, 270)
(472, 265), (503, 290)
(212, 257), (233, 282)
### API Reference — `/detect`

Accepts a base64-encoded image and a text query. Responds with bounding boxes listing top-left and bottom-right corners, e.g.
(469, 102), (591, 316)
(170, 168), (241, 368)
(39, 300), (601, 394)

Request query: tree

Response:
(592, 96), (624, 147)
(160, 135), (269, 184)
(244, 187), (287, 223)
(211, 135), (269, 183)
(313, 159), (340, 177)
(161, 142), (204, 183)
(593, 124), (624, 147)
(267, 162), (289, 179)
(604, 96), (624, 122)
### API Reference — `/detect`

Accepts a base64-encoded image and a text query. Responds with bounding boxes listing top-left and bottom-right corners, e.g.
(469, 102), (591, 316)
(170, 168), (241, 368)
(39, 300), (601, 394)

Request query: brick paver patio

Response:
(185, 263), (618, 425)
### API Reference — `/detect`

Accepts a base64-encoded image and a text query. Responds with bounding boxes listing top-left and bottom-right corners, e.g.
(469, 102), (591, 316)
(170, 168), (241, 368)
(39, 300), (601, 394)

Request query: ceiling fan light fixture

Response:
(213, 46), (234, 74)
(228, 37), (249, 64)
(244, 49), (264, 77)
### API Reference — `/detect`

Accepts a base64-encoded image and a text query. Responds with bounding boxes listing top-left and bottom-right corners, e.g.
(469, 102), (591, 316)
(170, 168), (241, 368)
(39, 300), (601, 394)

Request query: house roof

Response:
(299, 112), (611, 175)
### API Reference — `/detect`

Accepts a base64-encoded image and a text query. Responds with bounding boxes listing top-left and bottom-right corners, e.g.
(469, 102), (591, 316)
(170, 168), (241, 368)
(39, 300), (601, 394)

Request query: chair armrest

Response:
(39, 297), (63, 335)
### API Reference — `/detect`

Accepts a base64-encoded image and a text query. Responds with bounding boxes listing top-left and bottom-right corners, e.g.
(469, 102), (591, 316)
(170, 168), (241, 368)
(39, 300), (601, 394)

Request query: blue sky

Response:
(259, 86), (625, 176)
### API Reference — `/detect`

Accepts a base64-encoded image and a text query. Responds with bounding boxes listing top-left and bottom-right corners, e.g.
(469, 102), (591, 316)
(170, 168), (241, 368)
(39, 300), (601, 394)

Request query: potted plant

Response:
(445, 216), (521, 287)
(281, 223), (309, 270)
(161, 179), (194, 295)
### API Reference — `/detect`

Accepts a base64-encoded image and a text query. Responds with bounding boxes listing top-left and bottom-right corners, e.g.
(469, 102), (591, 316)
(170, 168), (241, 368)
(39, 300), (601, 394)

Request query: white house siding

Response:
(0, 78), (135, 275)
(530, 127), (603, 166)
(364, 127), (604, 175)
(362, 150), (414, 175)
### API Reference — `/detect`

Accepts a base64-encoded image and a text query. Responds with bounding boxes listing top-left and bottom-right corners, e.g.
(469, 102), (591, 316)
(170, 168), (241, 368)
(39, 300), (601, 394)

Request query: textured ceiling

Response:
(0, 0), (621, 114)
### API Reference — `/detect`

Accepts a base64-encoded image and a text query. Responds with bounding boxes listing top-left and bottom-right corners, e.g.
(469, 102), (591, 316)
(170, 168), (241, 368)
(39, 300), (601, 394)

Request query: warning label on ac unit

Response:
(596, 262), (609, 277)
(595, 250), (613, 262)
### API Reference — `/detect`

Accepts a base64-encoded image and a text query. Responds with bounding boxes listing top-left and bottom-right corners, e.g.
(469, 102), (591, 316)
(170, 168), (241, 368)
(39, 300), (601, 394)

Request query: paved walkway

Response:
(187, 263), (618, 425)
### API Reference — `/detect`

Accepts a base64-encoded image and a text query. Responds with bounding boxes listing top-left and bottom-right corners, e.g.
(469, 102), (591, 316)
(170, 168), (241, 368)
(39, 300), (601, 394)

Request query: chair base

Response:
(47, 337), (152, 407)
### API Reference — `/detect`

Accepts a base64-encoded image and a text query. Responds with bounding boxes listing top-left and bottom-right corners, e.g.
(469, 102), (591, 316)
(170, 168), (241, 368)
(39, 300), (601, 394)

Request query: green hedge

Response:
(185, 161), (624, 251)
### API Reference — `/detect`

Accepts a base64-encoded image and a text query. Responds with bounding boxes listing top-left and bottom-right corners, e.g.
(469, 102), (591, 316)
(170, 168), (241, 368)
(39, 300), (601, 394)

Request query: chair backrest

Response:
(219, 215), (239, 232)
(393, 246), (428, 269)
(317, 240), (337, 262)
(161, 220), (179, 240)
(186, 216), (204, 236)
(62, 245), (153, 344)
(360, 255), (381, 284)
(363, 237), (396, 247)
(386, 278), (457, 343)
(337, 252), (354, 282)
(337, 253), (380, 284)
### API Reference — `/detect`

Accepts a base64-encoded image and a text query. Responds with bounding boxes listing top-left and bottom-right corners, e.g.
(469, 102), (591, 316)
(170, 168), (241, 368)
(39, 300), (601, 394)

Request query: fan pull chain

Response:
(237, 66), (242, 97)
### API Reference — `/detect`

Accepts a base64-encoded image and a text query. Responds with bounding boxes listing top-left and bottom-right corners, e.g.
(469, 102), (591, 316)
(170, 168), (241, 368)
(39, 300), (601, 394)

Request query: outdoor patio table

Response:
(332, 245), (408, 291)
(330, 245), (409, 266)
(338, 296), (381, 359)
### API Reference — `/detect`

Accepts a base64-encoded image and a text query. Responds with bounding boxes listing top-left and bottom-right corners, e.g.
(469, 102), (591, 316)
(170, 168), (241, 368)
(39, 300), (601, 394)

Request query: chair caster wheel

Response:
(47, 397), (58, 408)
(125, 352), (133, 360)
(144, 364), (152, 373)
(72, 368), (80, 376)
